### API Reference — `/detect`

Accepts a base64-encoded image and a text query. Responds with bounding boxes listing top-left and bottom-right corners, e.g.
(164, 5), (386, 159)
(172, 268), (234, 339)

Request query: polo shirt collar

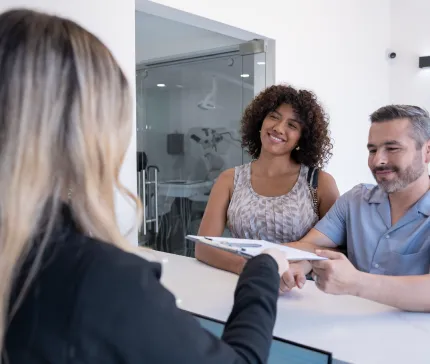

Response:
(365, 184), (430, 216)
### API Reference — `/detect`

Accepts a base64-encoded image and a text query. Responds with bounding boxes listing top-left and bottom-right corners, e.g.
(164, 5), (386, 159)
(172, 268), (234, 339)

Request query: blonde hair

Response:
(0, 9), (141, 352)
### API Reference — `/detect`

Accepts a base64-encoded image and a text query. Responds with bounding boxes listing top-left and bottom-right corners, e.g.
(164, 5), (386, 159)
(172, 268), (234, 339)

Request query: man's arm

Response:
(280, 190), (350, 291)
(280, 229), (338, 291)
(286, 229), (338, 252)
(355, 272), (430, 312)
(312, 250), (430, 312)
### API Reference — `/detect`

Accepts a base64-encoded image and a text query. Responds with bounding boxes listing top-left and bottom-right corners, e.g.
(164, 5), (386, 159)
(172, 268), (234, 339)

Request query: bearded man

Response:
(282, 105), (430, 312)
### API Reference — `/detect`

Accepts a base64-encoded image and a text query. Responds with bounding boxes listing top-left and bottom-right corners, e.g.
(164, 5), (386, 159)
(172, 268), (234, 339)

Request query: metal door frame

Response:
(136, 38), (275, 87)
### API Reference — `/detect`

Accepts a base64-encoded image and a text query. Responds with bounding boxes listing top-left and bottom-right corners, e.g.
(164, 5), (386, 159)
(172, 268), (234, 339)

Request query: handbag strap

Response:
(306, 167), (319, 218)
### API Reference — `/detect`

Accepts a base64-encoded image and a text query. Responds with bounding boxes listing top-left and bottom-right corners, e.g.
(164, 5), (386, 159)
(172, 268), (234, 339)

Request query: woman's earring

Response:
(296, 146), (300, 151)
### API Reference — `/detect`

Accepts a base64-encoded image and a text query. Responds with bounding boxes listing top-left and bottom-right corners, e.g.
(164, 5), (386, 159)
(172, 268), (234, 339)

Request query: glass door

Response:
(136, 44), (269, 256)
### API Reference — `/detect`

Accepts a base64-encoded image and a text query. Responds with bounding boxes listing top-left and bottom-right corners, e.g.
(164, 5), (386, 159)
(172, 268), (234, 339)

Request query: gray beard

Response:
(376, 153), (424, 193)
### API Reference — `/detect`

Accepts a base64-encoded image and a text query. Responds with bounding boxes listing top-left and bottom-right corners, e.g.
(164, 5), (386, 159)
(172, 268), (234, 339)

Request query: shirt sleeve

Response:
(314, 188), (351, 246)
(74, 246), (280, 364)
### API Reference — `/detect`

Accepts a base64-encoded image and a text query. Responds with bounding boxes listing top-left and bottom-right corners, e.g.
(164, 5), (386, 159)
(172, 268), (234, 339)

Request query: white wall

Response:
(0, 0), (138, 243)
(390, 0), (430, 111)
(148, 0), (392, 194)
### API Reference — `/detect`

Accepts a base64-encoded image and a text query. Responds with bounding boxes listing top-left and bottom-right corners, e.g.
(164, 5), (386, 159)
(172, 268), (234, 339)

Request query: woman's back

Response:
(5, 206), (281, 363)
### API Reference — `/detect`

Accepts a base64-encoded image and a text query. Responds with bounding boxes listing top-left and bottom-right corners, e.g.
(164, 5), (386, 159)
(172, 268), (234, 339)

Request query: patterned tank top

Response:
(226, 163), (319, 244)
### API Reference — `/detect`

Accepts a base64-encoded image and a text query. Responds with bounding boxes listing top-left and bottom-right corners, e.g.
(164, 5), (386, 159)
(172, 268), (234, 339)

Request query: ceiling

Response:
(135, 11), (265, 91)
(135, 11), (243, 64)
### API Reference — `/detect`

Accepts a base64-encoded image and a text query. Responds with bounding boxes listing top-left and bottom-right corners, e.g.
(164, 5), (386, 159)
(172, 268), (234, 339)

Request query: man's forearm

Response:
(354, 272), (430, 312)
(285, 241), (339, 253)
(285, 241), (319, 253)
(283, 228), (339, 253)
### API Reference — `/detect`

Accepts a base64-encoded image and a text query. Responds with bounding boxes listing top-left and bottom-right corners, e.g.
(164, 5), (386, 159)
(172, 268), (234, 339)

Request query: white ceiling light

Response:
(240, 74), (250, 78)
(157, 83), (166, 87)
(257, 61), (266, 65)
(176, 84), (183, 88)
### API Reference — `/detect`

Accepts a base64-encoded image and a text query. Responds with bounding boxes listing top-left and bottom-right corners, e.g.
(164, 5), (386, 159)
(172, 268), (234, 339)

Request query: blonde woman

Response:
(1, 9), (291, 363)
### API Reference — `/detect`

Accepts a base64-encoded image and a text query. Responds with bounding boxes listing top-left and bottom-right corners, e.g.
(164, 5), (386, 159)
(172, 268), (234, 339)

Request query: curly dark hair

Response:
(241, 84), (333, 168)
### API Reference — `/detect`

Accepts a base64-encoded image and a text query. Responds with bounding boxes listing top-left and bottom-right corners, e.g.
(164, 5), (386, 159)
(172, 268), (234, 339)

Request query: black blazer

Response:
(5, 207), (280, 363)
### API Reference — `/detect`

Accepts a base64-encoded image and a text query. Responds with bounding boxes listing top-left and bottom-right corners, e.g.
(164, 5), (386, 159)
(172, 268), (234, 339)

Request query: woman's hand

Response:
(279, 260), (312, 292)
(261, 248), (289, 277)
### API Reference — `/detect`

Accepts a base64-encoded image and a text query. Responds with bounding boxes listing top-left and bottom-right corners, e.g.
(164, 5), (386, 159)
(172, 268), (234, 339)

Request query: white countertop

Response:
(158, 180), (212, 198)
(142, 250), (430, 364)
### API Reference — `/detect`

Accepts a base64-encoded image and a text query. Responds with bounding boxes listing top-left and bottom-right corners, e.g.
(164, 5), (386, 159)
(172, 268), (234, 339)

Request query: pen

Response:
(224, 242), (262, 248)
(203, 237), (262, 248)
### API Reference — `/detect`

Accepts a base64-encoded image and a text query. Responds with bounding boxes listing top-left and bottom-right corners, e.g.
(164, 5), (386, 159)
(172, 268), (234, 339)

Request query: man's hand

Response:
(311, 250), (362, 296)
(279, 260), (311, 293)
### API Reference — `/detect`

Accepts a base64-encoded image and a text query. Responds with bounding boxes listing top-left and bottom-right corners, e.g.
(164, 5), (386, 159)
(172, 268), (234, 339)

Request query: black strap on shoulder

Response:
(306, 167), (319, 189)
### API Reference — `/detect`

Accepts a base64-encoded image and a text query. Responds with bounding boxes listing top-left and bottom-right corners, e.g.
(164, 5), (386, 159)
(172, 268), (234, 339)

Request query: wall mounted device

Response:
(419, 56), (430, 68)
(167, 133), (184, 155)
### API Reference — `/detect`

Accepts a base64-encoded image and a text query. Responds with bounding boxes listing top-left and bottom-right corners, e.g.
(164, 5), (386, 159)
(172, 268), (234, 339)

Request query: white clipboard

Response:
(186, 235), (327, 261)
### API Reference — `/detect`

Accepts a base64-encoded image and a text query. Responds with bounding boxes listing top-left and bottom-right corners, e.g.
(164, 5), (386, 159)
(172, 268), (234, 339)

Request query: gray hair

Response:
(370, 105), (430, 148)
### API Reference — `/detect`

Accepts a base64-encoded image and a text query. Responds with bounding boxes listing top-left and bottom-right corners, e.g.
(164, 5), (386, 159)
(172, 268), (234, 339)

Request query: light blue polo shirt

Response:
(314, 184), (430, 276)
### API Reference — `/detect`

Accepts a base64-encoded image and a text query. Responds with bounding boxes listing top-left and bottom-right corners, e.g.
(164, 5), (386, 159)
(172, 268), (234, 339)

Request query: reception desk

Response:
(141, 250), (430, 364)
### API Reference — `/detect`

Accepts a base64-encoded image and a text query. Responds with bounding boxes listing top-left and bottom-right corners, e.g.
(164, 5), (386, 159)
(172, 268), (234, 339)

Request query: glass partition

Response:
(136, 42), (271, 256)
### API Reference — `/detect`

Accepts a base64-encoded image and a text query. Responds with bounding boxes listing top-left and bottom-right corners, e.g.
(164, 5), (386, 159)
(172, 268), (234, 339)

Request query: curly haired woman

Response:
(195, 84), (340, 277)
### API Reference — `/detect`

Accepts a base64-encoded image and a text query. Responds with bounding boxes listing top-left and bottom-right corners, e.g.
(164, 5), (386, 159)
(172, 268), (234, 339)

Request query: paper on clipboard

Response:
(186, 235), (327, 261)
